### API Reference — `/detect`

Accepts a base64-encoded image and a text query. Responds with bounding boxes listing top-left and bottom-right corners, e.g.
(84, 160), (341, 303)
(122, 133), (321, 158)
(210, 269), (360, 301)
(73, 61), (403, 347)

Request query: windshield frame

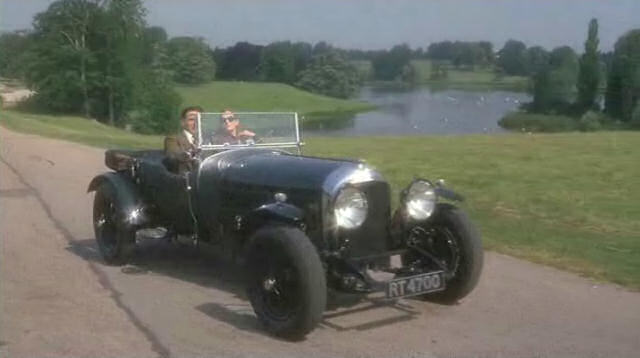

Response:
(197, 112), (302, 152)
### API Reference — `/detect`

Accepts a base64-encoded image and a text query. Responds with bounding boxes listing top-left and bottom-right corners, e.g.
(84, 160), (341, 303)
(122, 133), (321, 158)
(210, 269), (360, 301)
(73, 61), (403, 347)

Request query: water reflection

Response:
(304, 85), (531, 136)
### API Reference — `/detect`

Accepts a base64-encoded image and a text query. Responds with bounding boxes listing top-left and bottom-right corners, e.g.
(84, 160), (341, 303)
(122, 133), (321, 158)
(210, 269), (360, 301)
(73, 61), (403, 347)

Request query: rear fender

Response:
(87, 172), (147, 228)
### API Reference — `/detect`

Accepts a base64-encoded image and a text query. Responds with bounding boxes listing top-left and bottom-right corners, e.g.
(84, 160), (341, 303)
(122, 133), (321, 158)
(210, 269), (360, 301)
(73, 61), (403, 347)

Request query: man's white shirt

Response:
(183, 129), (195, 145)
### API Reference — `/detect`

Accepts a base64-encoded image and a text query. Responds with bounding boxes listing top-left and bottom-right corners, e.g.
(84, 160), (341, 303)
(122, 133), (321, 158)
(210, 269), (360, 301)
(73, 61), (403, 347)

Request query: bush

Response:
(499, 112), (578, 132)
(630, 103), (640, 129)
(127, 70), (183, 134)
(578, 110), (603, 131)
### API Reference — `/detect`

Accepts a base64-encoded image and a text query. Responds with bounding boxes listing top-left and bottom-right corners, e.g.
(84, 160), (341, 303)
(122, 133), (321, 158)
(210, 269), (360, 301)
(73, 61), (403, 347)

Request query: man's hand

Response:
(239, 130), (255, 137)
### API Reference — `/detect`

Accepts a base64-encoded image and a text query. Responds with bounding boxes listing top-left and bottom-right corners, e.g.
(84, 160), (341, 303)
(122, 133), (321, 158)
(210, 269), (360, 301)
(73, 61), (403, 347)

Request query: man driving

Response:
(164, 106), (203, 173)
(211, 110), (256, 145)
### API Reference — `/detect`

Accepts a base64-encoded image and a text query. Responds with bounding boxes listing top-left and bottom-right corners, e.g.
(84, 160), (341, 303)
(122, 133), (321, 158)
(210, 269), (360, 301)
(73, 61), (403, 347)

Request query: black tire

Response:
(406, 203), (483, 304)
(245, 226), (326, 340)
(93, 184), (135, 265)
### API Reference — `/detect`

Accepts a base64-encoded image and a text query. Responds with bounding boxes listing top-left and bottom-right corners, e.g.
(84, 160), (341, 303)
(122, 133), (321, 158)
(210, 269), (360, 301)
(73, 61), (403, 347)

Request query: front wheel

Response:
(245, 226), (326, 340)
(404, 203), (483, 303)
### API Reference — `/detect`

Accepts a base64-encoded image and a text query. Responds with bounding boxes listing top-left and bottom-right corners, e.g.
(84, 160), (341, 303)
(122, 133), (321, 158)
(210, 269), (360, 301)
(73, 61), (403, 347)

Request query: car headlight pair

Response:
(405, 180), (437, 220)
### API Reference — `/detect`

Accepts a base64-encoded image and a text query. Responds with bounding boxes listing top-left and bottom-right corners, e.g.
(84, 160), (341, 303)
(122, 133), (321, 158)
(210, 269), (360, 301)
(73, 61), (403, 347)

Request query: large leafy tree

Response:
(497, 39), (527, 76)
(371, 44), (412, 81)
(295, 51), (361, 99)
(0, 31), (32, 79)
(259, 41), (312, 84)
(216, 42), (263, 80)
(25, 0), (181, 132)
(27, 0), (103, 116)
(577, 18), (601, 112)
(164, 36), (216, 84)
(532, 46), (579, 112)
(605, 29), (640, 121)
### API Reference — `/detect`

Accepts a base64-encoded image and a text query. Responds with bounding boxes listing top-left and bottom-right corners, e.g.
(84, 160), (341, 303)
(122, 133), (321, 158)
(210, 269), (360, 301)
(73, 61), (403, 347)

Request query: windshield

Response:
(198, 112), (301, 150)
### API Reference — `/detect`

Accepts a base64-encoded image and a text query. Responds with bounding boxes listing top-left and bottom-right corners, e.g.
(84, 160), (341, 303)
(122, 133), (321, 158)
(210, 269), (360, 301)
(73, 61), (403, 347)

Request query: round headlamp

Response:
(334, 187), (368, 229)
(406, 180), (437, 220)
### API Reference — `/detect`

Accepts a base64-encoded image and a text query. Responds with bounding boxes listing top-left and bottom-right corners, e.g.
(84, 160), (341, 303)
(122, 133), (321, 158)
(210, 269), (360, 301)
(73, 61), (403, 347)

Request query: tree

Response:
(605, 29), (640, 121)
(295, 51), (361, 99)
(532, 46), (579, 113)
(164, 37), (216, 84)
(258, 41), (312, 84)
(497, 39), (527, 76)
(97, 0), (147, 124)
(523, 46), (549, 76)
(28, 0), (103, 117)
(0, 31), (32, 79)
(216, 42), (263, 80)
(259, 41), (296, 83)
(577, 18), (601, 112)
(371, 44), (412, 81)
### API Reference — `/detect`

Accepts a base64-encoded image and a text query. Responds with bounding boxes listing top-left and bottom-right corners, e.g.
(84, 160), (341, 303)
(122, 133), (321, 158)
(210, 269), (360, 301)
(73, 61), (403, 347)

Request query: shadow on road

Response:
(67, 238), (424, 336)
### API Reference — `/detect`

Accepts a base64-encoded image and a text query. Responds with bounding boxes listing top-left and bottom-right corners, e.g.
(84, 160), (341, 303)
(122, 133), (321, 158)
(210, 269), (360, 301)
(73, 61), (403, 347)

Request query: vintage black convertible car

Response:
(88, 112), (483, 339)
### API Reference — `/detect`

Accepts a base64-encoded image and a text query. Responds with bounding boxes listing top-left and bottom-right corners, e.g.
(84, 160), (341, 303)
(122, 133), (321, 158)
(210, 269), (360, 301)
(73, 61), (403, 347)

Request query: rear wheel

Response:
(245, 226), (326, 339)
(403, 203), (483, 303)
(93, 184), (135, 265)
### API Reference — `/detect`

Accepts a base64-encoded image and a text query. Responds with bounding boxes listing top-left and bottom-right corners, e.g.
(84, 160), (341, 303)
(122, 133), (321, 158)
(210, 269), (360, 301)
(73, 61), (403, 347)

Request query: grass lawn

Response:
(176, 81), (375, 115)
(2, 110), (639, 289)
(353, 59), (528, 90)
(410, 60), (529, 90)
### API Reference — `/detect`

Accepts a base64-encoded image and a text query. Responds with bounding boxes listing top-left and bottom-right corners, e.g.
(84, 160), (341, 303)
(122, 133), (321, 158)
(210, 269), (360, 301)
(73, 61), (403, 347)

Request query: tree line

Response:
(1, 1), (638, 132)
(522, 19), (640, 127)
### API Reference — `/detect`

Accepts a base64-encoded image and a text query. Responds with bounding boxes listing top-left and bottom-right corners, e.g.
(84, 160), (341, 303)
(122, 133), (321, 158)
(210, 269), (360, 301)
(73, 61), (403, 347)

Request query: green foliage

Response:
(258, 41), (312, 84)
(164, 37), (216, 84)
(577, 19), (602, 112)
(426, 41), (494, 68)
(523, 46), (550, 76)
(0, 31), (32, 79)
(605, 29), (640, 121)
(532, 46), (579, 113)
(499, 112), (578, 132)
(26, 0), (104, 115)
(295, 52), (361, 99)
(497, 39), (528, 76)
(400, 62), (419, 85)
(429, 60), (449, 80)
(578, 110), (604, 131)
(371, 44), (412, 81)
(127, 70), (182, 134)
(215, 42), (263, 81)
(630, 103), (640, 128)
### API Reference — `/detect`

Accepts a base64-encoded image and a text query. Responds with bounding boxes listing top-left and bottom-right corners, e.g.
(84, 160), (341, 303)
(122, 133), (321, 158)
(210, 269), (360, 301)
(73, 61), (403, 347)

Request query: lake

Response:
(305, 85), (531, 136)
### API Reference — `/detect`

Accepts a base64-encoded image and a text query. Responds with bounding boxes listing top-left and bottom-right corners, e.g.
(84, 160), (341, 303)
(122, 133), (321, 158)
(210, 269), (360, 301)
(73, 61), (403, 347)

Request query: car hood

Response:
(199, 148), (363, 192)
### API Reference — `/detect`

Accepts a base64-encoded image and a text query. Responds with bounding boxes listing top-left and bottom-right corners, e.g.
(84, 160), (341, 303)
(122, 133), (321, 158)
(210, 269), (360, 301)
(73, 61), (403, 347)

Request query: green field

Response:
(2, 110), (639, 289)
(353, 59), (529, 90)
(176, 81), (375, 115)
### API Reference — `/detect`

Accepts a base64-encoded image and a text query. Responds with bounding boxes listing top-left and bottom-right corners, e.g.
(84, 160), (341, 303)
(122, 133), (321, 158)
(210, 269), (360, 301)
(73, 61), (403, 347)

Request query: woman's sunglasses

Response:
(222, 117), (237, 123)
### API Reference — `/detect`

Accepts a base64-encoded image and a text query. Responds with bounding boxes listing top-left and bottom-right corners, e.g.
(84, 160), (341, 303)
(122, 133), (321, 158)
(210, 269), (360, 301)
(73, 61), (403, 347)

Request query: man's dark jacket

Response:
(164, 131), (196, 173)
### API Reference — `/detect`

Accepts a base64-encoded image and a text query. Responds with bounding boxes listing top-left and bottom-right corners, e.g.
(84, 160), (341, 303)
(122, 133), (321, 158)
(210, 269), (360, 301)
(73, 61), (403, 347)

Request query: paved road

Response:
(1, 127), (639, 358)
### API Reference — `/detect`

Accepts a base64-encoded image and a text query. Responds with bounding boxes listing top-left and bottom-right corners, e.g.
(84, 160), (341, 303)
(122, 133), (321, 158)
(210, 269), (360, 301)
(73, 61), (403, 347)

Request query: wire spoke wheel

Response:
(403, 204), (483, 303)
(246, 226), (326, 339)
(92, 184), (135, 265)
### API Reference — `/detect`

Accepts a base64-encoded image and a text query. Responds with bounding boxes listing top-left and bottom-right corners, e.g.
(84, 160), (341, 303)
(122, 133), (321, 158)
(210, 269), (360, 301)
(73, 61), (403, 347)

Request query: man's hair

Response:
(181, 106), (204, 119)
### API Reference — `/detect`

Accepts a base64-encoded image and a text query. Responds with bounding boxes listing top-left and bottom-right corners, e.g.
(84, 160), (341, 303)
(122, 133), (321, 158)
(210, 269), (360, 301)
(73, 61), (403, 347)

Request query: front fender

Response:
(87, 172), (147, 227)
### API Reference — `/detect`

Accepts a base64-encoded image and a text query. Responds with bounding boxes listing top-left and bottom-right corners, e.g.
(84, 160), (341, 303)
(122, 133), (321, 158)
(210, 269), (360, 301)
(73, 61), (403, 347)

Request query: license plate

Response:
(386, 271), (445, 299)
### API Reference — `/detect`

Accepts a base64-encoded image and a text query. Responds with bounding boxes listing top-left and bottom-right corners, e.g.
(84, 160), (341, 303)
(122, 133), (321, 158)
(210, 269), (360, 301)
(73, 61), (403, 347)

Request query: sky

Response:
(1, 0), (639, 52)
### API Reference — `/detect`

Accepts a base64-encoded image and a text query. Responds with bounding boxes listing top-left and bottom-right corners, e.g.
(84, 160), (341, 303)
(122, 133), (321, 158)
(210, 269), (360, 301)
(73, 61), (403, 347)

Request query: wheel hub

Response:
(263, 277), (277, 291)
